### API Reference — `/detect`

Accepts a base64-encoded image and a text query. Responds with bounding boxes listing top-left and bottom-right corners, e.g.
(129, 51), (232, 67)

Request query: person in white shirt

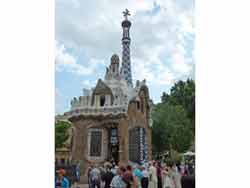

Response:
(170, 164), (182, 188)
(162, 166), (174, 188)
(148, 161), (157, 188)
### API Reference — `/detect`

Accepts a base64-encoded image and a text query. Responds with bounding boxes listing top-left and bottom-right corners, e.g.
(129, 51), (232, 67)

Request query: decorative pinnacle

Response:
(123, 9), (130, 20)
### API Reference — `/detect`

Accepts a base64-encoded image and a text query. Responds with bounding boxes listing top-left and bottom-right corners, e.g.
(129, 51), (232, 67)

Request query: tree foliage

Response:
(161, 79), (195, 133)
(152, 79), (195, 155)
(152, 103), (193, 154)
(55, 121), (71, 149)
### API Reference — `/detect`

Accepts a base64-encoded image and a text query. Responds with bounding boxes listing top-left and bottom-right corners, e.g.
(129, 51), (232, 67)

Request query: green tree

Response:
(161, 92), (170, 103)
(161, 79), (195, 133)
(152, 103), (193, 155)
(55, 121), (71, 149)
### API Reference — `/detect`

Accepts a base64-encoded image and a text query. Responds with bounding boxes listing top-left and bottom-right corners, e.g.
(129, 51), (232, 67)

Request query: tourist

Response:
(110, 165), (127, 188)
(76, 162), (81, 182)
(99, 165), (106, 187)
(102, 164), (114, 188)
(89, 165), (102, 188)
(111, 164), (118, 176)
(122, 165), (134, 188)
(141, 166), (149, 188)
(156, 162), (162, 188)
(162, 167), (174, 188)
(133, 164), (143, 188)
(184, 164), (189, 176)
(55, 168), (70, 188)
(179, 162), (185, 176)
(173, 164), (178, 174)
(148, 162), (157, 188)
(71, 162), (81, 188)
(87, 165), (93, 187)
(161, 165), (167, 188)
(170, 164), (182, 188)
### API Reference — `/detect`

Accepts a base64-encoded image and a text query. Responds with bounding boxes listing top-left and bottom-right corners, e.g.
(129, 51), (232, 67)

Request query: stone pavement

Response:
(78, 184), (89, 188)
(73, 184), (88, 188)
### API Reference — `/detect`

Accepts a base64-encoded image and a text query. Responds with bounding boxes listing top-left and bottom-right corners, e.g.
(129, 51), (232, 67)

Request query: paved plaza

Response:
(74, 184), (88, 188)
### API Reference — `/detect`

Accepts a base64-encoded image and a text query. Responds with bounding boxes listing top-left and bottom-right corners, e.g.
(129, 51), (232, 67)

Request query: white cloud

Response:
(55, 41), (75, 66)
(55, 41), (90, 75)
(81, 80), (96, 89)
(55, 41), (104, 76)
(71, 0), (80, 8)
(133, 57), (176, 87)
(172, 52), (192, 74)
(55, 0), (195, 85)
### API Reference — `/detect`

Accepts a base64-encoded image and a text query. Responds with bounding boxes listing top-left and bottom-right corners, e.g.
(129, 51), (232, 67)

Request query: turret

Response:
(105, 54), (121, 80)
(120, 9), (133, 88)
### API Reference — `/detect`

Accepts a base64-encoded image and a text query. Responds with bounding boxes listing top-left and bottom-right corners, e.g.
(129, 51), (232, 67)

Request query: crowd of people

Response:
(55, 160), (194, 188)
(87, 160), (193, 188)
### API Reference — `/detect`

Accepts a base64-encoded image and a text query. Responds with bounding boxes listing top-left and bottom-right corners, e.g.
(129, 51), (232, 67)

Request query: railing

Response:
(65, 106), (127, 118)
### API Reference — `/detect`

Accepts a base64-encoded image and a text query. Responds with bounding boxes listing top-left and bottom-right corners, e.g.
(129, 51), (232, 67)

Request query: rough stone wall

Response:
(69, 88), (152, 173)
(55, 150), (70, 163)
(70, 119), (89, 173)
(117, 117), (128, 162)
(128, 102), (152, 160)
(70, 117), (122, 173)
(119, 89), (152, 162)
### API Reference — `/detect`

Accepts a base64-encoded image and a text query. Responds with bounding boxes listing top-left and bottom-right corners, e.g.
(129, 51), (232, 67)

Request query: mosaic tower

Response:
(120, 9), (133, 87)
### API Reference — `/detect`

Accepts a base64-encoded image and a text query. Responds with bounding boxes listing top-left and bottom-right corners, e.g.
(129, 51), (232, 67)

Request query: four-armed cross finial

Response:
(123, 9), (131, 20)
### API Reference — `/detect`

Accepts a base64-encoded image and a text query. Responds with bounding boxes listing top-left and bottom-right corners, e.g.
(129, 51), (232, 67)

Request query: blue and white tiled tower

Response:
(120, 9), (133, 88)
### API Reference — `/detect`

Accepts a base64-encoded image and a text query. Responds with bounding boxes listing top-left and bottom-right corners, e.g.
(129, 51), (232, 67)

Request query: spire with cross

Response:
(123, 8), (131, 20)
(120, 9), (133, 87)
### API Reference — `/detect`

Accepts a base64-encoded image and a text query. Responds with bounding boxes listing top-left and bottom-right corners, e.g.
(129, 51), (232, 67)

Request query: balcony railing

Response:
(65, 106), (127, 118)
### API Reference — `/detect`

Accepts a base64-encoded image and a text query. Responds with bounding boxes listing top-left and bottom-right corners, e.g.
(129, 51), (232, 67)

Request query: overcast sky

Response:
(55, 0), (195, 114)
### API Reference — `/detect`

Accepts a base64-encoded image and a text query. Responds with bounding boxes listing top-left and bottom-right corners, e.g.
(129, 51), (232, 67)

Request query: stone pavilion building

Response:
(58, 9), (153, 172)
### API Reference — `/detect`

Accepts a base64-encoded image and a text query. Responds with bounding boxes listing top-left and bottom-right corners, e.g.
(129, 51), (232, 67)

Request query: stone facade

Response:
(67, 87), (152, 173)
(57, 10), (153, 173)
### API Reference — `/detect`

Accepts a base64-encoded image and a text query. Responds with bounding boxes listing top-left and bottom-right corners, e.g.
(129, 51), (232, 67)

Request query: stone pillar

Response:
(70, 120), (89, 174)
(103, 128), (108, 160)
(117, 118), (129, 163)
(124, 125), (129, 162)
(105, 95), (111, 106)
(117, 123), (125, 163)
(147, 128), (152, 160)
(95, 95), (100, 107)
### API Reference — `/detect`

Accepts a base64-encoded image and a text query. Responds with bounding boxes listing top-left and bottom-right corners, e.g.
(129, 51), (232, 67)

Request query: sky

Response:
(55, 0), (195, 115)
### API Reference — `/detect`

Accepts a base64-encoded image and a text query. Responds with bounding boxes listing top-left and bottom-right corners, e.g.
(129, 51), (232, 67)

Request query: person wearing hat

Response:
(55, 169), (70, 188)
